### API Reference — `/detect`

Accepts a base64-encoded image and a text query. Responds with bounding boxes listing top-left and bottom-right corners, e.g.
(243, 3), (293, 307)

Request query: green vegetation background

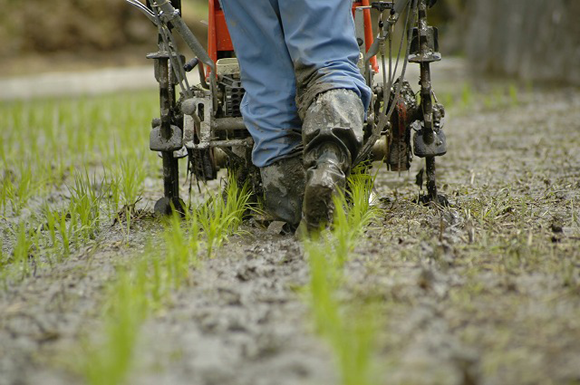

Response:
(0, 0), (464, 58)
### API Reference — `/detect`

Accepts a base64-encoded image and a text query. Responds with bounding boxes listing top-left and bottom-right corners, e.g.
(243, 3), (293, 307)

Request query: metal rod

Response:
(158, 54), (180, 201)
(426, 156), (437, 200)
(418, 0), (433, 140)
(187, 138), (253, 149)
(420, 62), (434, 142)
(418, 0), (437, 201)
(212, 117), (246, 131)
(158, 57), (172, 139)
(150, 0), (214, 71)
(125, 0), (158, 25)
(162, 152), (180, 200)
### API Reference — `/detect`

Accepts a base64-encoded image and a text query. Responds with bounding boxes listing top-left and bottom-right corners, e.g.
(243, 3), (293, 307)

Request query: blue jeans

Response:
(220, 0), (371, 167)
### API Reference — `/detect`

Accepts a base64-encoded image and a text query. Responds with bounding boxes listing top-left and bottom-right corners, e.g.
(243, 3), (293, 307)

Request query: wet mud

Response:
(1, 76), (580, 385)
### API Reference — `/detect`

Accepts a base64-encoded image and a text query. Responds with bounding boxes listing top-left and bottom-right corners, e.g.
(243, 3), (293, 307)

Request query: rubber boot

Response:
(260, 153), (306, 230)
(302, 143), (348, 231)
(301, 89), (365, 231)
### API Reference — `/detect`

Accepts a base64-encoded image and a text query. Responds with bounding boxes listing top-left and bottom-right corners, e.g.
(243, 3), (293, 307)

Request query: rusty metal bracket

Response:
(413, 126), (446, 158)
(409, 26), (441, 63)
(150, 125), (183, 152)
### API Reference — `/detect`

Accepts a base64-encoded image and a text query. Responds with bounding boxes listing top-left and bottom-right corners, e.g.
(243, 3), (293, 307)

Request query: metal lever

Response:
(125, 0), (158, 25)
(184, 58), (200, 72)
(370, 1), (395, 12)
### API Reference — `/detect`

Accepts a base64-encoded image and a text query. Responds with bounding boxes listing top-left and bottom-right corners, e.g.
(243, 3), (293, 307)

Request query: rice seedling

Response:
(41, 203), (58, 249)
(119, 156), (145, 209)
(67, 169), (106, 241)
(460, 82), (474, 110)
(332, 171), (380, 265)
(197, 174), (252, 257)
(103, 166), (122, 218)
(305, 238), (343, 328)
(0, 89), (159, 289)
(150, 253), (165, 307)
(0, 176), (8, 216)
(509, 83), (519, 106)
(11, 221), (36, 280)
(0, 231), (6, 269)
(302, 168), (381, 385)
(163, 209), (199, 289)
(55, 209), (72, 259)
(80, 192), (203, 383)
(78, 170), (254, 383)
(83, 261), (150, 385)
(115, 156), (146, 235)
(304, 238), (377, 385)
(0, 237), (6, 289)
(3, 88), (319, 382)
(81, 207), (201, 384)
(5, 164), (36, 216)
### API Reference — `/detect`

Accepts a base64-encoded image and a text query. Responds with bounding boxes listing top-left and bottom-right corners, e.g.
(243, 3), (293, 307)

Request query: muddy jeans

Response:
(220, 0), (371, 167)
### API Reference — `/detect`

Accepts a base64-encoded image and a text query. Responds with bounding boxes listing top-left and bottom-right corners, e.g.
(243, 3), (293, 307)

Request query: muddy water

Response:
(1, 67), (580, 385)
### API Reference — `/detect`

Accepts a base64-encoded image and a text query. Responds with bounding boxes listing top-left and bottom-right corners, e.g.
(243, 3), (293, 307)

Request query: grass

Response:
(10, 221), (37, 280)
(68, 169), (106, 241)
(2, 164), (36, 216)
(197, 174), (252, 257)
(332, 170), (380, 265)
(306, 239), (377, 385)
(117, 156), (146, 234)
(163, 209), (199, 289)
(0, 90), (157, 282)
(438, 80), (525, 115)
(82, 198), (205, 385)
(302, 169), (382, 385)
(1, 86), (256, 382)
(80, 174), (252, 384)
(83, 260), (151, 385)
(3, 68), (577, 385)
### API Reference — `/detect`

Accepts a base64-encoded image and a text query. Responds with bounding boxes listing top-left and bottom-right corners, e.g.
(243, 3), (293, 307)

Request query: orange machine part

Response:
(208, 0), (233, 64)
(359, 0), (380, 73)
(207, 0), (377, 73)
(352, 0), (379, 73)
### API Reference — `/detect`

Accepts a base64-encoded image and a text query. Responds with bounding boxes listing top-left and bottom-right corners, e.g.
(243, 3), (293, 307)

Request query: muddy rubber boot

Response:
(260, 153), (306, 231)
(302, 144), (348, 231)
(300, 89), (365, 232)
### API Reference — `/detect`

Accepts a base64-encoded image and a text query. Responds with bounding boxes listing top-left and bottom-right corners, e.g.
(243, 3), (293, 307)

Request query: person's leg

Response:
(278, 0), (372, 230)
(220, 0), (305, 227)
(301, 89), (364, 230)
(220, 0), (302, 168)
(278, 0), (371, 119)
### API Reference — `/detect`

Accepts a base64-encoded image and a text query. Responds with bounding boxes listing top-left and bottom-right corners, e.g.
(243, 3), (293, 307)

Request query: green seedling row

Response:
(0, 91), (156, 282)
(197, 177), (252, 258)
(81, 173), (253, 385)
(2, 89), (257, 384)
(303, 170), (382, 385)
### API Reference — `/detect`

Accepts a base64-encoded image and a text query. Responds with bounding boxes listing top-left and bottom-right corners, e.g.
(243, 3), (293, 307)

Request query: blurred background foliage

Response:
(0, 0), (578, 85)
(0, 0), (208, 56)
(0, 0), (460, 56)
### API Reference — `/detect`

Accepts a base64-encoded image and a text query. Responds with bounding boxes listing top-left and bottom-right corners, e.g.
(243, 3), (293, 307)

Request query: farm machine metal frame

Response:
(126, 0), (447, 215)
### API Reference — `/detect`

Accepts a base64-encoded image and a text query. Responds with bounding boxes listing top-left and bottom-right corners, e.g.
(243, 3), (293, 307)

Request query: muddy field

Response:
(1, 62), (579, 385)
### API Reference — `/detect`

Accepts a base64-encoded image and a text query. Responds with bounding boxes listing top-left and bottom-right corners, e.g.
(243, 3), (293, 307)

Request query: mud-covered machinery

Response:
(126, 0), (447, 214)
